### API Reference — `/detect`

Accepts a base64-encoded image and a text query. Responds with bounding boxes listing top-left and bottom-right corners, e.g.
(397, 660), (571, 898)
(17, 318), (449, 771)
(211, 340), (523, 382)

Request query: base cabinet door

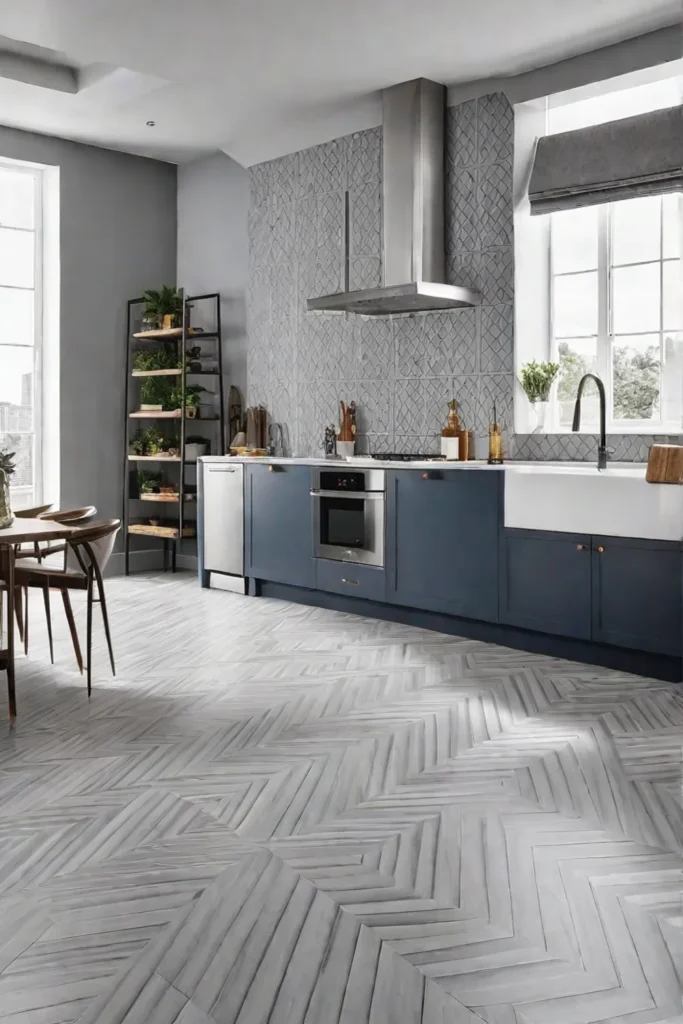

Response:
(592, 537), (682, 656)
(499, 529), (592, 639)
(386, 470), (500, 621)
(245, 464), (315, 589)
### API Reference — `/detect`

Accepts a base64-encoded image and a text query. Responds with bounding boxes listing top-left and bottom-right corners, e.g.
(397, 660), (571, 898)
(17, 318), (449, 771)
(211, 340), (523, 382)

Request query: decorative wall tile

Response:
(299, 315), (356, 381)
(394, 434), (440, 455)
(477, 94), (514, 164)
(356, 318), (394, 380)
(297, 139), (345, 197)
(298, 261), (344, 314)
(423, 309), (477, 377)
(269, 318), (295, 381)
(248, 266), (270, 325)
(446, 251), (483, 293)
(294, 197), (317, 257)
(395, 378), (425, 435)
(356, 380), (393, 436)
(447, 167), (479, 254)
(425, 377), (459, 433)
(350, 183), (381, 256)
(395, 315), (427, 377)
(268, 202), (296, 264)
(269, 153), (298, 206)
(357, 433), (391, 456)
(248, 206), (270, 269)
(481, 246), (514, 304)
(316, 191), (344, 261)
(249, 163), (269, 209)
(479, 163), (513, 247)
(349, 257), (381, 291)
(480, 304), (513, 373)
(447, 99), (477, 168)
(271, 264), (296, 321)
(347, 127), (381, 187)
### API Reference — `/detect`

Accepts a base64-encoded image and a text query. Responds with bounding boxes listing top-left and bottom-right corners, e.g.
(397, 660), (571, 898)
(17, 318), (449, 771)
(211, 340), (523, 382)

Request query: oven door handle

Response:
(310, 490), (384, 500)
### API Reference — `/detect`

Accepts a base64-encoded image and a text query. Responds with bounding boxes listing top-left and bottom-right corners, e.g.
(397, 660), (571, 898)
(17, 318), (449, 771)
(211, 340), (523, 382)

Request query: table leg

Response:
(3, 545), (16, 721)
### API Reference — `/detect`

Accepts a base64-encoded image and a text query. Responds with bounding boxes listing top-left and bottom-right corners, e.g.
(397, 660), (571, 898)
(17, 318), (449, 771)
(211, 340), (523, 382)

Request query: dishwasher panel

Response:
(203, 462), (244, 577)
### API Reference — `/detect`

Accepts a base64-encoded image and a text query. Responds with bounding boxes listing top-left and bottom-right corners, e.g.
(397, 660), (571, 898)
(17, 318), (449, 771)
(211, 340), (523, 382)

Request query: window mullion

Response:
(597, 205), (611, 422)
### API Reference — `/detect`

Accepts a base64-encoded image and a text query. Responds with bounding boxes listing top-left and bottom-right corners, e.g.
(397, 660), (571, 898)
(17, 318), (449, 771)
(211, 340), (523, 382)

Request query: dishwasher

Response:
(201, 461), (246, 593)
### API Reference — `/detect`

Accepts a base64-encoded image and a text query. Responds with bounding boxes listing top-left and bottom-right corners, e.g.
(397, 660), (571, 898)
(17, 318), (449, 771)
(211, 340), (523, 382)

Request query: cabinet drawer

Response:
(315, 558), (386, 602)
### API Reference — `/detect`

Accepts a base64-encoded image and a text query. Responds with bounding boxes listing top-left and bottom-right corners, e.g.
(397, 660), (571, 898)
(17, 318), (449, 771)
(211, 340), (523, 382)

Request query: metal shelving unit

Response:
(122, 291), (224, 574)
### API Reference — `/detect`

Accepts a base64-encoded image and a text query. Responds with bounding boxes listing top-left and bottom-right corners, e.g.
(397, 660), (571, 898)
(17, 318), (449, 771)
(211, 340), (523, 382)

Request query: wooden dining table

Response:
(0, 517), (76, 721)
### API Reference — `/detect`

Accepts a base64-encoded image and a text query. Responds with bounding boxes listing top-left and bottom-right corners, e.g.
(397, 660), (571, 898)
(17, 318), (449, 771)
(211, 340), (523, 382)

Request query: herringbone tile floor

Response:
(0, 573), (681, 1023)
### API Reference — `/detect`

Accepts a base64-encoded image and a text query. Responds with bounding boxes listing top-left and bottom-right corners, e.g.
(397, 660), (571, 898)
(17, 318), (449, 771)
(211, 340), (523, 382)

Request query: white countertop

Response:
(201, 455), (502, 469)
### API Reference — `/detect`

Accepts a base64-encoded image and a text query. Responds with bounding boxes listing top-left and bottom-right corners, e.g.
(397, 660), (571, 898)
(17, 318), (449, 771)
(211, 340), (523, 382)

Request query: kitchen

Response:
(0, 6), (681, 1021)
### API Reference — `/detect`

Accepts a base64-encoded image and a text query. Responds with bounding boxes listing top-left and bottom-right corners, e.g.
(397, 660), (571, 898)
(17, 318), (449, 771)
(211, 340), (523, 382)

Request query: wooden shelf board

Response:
(127, 455), (181, 462)
(140, 493), (180, 502)
(130, 410), (182, 419)
(132, 328), (217, 340)
(128, 524), (196, 539)
(129, 411), (220, 420)
(132, 368), (181, 377)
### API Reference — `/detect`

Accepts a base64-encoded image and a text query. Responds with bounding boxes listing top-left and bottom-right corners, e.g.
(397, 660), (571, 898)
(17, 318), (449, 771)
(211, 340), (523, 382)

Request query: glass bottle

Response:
(441, 400), (460, 459)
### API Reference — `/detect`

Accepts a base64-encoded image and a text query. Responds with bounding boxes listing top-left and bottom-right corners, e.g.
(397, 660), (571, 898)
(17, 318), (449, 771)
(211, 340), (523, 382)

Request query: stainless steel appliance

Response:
(307, 79), (480, 316)
(311, 468), (385, 567)
(202, 461), (246, 592)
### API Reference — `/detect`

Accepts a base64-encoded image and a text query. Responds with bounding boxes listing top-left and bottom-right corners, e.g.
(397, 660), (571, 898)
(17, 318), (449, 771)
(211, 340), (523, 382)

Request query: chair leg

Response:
(86, 572), (94, 696)
(14, 587), (24, 643)
(42, 585), (54, 664)
(23, 586), (29, 656)
(61, 590), (83, 674)
(97, 576), (116, 677)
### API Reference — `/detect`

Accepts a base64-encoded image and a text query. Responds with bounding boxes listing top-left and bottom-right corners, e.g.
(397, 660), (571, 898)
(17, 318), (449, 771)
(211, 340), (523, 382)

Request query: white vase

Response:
(530, 400), (550, 433)
(336, 440), (355, 458)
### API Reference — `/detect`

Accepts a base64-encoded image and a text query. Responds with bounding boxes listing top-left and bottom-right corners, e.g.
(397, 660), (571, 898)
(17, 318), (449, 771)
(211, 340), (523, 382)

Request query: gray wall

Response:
(247, 94), (514, 457)
(177, 152), (249, 409)
(0, 126), (177, 516)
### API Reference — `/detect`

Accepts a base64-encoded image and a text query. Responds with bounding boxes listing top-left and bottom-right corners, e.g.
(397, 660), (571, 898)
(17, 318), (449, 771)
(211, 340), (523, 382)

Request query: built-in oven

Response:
(311, 468), (385, 567)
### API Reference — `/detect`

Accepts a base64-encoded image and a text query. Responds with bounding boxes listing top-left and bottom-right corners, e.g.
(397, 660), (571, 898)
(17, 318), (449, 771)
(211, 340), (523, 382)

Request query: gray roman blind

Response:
(529, 104), (683, 215)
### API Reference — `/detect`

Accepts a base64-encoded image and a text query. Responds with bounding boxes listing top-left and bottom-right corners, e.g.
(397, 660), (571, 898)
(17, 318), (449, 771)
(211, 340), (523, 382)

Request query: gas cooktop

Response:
(369, 453), (441, 462)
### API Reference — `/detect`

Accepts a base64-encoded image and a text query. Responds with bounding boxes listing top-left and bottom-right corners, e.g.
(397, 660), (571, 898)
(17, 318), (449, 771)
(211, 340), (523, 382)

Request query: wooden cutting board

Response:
(646, 444), (683, 484)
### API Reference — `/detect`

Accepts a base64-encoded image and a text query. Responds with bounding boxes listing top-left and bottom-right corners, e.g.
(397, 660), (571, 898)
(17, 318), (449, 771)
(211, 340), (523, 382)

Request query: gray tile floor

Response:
(0, 573), (681, 1023)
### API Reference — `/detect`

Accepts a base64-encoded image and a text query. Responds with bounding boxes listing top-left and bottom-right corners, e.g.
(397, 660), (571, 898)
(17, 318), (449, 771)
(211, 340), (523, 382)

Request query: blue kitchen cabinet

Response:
(245, 464), (315, 588)
(592, 536), (682, 657)
(386, 469), (501, 622)
(499, 529), (592, 639)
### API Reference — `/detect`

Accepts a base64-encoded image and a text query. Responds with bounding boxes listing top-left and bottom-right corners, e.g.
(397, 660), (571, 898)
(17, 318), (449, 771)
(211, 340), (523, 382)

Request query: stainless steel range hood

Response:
(307, 78), (480, 316)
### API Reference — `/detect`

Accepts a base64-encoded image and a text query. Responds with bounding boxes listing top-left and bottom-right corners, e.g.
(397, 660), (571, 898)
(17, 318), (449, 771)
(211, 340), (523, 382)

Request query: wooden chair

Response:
(14, 506), (98, 655)
(13, 519), (120, 692)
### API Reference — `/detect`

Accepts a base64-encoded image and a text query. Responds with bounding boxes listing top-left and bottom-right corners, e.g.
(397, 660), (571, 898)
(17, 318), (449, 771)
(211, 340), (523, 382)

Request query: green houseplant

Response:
(0, 447), (16, 529)
(141, 286), (183, 331)
(137, 470), (160, 494)
(519, 360), (560, 433)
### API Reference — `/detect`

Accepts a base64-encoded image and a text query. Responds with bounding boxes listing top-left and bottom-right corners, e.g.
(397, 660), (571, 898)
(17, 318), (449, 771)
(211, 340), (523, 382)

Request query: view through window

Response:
(0, 163), (41, 509)
(549, 77), (683, 431)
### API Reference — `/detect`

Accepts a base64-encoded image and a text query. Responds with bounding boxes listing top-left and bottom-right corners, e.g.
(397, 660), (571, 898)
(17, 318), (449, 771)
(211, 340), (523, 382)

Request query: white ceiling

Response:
(0, 0), (679, 167)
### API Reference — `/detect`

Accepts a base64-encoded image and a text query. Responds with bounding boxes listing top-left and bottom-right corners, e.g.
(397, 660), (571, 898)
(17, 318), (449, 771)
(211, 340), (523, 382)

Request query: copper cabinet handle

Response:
(341, 578), (359, 586)
(422, 473), (429, 480)
(597, 545), (605, 553)
(576, 544), (586, 551)
(268, 465), (275, 472)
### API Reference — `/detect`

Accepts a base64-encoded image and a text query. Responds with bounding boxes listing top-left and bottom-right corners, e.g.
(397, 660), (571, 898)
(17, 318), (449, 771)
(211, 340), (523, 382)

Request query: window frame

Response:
(0, 161), (43, 507)
(549, 195), (681, 433)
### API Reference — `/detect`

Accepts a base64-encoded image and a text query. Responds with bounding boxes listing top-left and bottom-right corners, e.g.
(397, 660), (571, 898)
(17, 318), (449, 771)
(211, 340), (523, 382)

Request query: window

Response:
(552, 193), (682, 430)
(0, 163), (42, 509)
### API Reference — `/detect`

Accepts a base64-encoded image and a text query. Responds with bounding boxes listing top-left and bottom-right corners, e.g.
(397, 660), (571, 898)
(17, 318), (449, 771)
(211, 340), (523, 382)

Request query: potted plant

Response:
(141, 286), (183, 331)
(185, 435), (209, 461)
(519, 361), (559, 433)
(130, 434), (147, 456)
(141, 425), (164, 455)
(137, 470), (160, 495)
(168, 384), (206, 417)
(0, 447), (16, 528)
(139, 378), (164, 412)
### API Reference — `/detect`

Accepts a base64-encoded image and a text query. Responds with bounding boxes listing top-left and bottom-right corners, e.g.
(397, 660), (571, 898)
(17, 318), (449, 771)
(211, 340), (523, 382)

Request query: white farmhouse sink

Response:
(505, 462), (683, 541)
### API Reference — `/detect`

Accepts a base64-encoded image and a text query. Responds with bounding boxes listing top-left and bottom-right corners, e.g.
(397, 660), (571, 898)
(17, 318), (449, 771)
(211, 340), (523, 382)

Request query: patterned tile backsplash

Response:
(246, 94), (675, 461)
